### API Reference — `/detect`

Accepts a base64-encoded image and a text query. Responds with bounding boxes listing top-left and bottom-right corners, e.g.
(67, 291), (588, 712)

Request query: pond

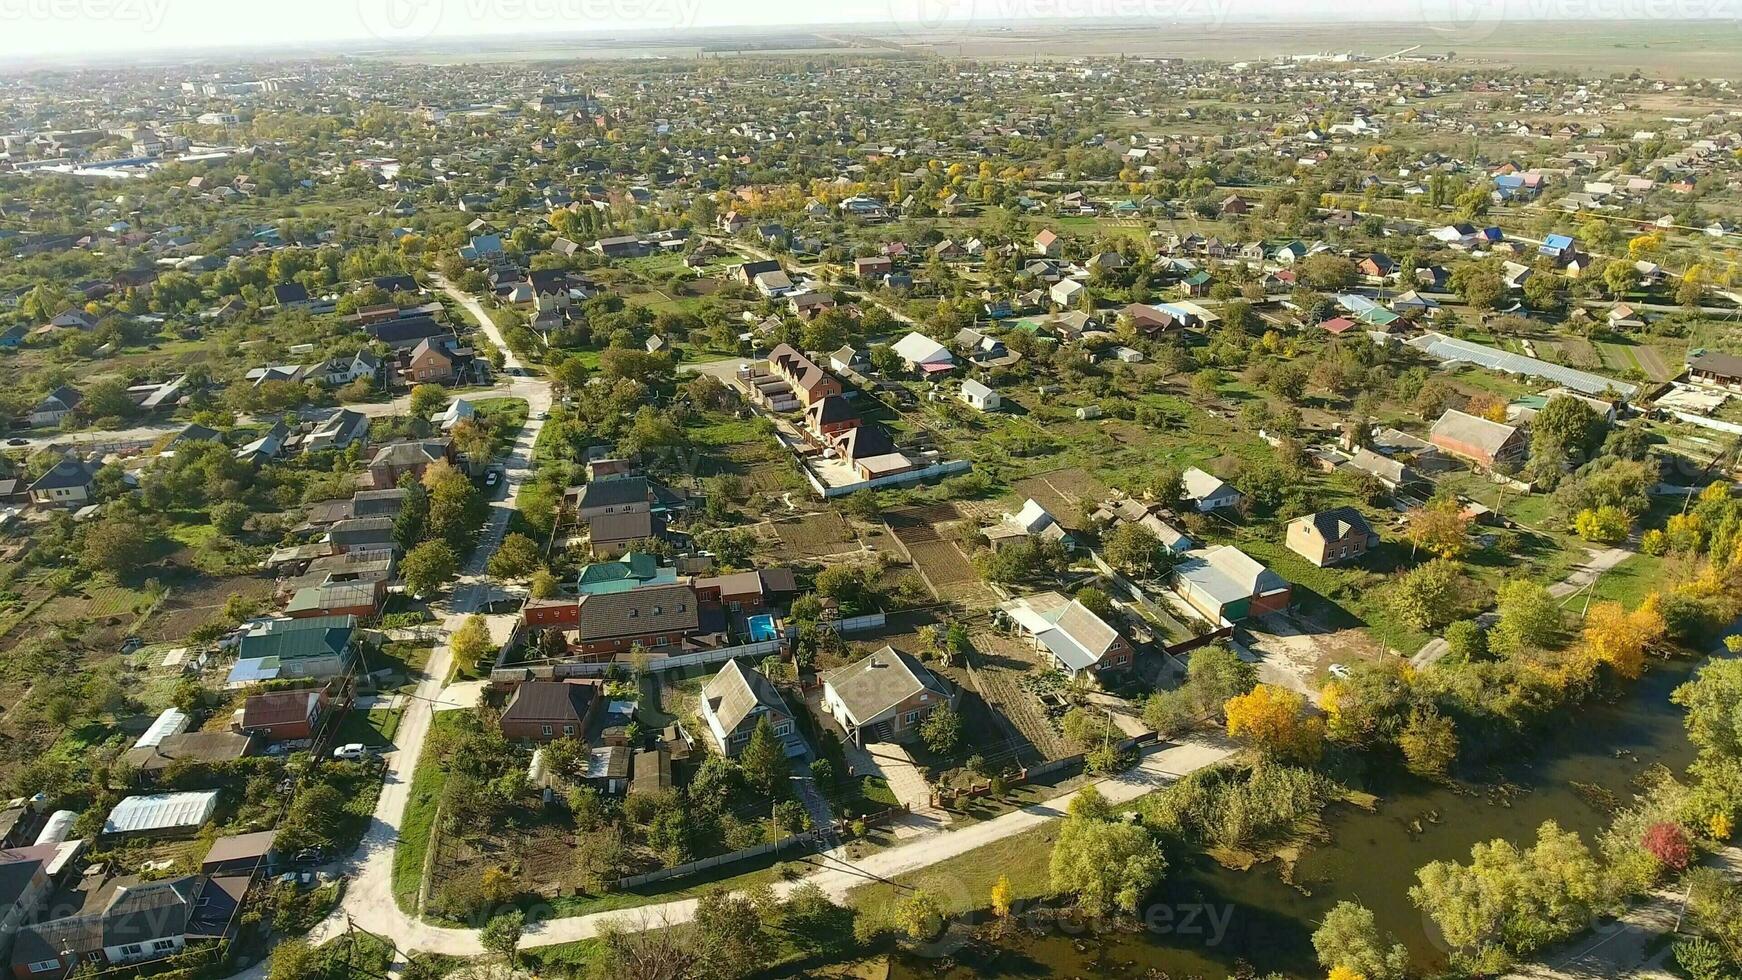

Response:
(890, 657), (1700, 979)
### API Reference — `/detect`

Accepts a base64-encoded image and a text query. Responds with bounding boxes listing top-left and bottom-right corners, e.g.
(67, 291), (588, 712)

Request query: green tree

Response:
(739, 715), (789, 798)
(919, 704), (961, 756)
(1049, 786), (1167, 915)
(481, 909), (525, 963)
(1312, 901), (1410, 980)
(401, 540), (459, 597)
(487, 532), (543, 579)
(1387, 558), (1464, 631)
(1489, 580), (1561, 657)
(409, 384), (448, 421)
(211, 500), (250, 536)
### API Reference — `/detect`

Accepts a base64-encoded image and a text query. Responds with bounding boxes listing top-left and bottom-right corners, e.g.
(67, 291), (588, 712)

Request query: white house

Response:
(891, 331), (956, 375)
(1181, 467), (1243, 512)
(960, 378), (1001, 412)
(1050, 279), (1086, 308)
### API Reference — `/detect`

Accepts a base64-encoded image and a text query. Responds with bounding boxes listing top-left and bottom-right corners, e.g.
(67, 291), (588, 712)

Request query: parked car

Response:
(484, 470), (501, 489)
(332, 743), (368, 761)
(6, 438), (27, 446)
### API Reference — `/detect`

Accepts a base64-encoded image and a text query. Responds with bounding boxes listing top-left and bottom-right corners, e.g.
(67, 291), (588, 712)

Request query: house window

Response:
(653, 636), (669, 648)
(773, 721), (792, 738)
(542, 724), (553, 736)
(120, 945), (143, 957)
(652, 606), (662, 615)
(27, 960), (60, 973)
(904, 710), (920, 725)
(152, 940), (177, 952)
(628, 609), (638, 619)
(562, 725), (575, 736)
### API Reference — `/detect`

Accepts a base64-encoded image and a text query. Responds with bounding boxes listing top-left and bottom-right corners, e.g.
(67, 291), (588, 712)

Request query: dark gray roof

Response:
(1296, 506), (1374, 542)
(503, 681), (596, 725)
(575, 476), (651, 510)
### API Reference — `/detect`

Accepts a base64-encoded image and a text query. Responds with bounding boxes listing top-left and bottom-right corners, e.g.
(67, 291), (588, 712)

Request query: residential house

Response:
(1172, 546), (1292, 623)
(821, 647), (953, 746)
(890, 332), (956, 375)
(699, 659), (802, 758)
(500, 680), (601, 743)
(225, 616), (356, 686)
(10, 873), (241, 978)
(766, 344), (843, 408)
(26, 455), (99, 508)
(959, 378), (1001, 412)
(236, 689), (330, 742)
(999, 591), (1133, 680)
(1034, 229), (1062, 257)
(1429, 409), (1527, 470)
(1181, 467), (1243, 513)
(304, 409), (370, 453)
(366, 439), (452, 490)
(1286, 508), (1380, 568)
(984, 498), (1074, 551)
(403, 337), (457, 384)
(1688, 350), (1742, 391)
(804, 395), (860, 439)
(28, 387), (80, 428)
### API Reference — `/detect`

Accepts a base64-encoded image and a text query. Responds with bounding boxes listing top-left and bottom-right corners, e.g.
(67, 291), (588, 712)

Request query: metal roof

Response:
(1407, 333), (1636, 399)
(103, 791), (219, 835)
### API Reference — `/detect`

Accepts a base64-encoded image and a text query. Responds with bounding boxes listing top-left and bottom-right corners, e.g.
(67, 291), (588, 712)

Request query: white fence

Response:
(802, 458), (972, 499)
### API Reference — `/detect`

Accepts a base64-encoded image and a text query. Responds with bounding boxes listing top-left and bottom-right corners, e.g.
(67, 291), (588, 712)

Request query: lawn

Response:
(1584, 551), (1668, 609)
(849, 819), (1061, 924)
(393, 711), (463, 912)
(335, 704), (403, 749)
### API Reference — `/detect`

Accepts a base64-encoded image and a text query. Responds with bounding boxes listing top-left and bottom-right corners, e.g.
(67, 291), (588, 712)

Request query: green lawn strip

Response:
(392, 711), (464, 912)
(848, 819), (1061, 925)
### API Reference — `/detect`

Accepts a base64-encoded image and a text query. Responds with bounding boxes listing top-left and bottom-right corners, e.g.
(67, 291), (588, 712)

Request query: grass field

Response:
(392, 711), (463, 912)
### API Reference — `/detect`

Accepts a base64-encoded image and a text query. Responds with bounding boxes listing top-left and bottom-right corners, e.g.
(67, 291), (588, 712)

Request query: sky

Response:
(0, 0), (1736, 59)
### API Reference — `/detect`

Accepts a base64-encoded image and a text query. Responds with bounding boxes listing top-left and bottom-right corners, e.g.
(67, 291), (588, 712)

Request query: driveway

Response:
(859, 742), (947, 838)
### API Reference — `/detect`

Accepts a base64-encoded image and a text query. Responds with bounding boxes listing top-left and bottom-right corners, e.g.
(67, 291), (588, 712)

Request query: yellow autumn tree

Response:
(990, 874), (1012, 919)
(1328, 968), (1367, 980)
(1225, 684), (1324, 762)
(1580, 594), (1667, 680)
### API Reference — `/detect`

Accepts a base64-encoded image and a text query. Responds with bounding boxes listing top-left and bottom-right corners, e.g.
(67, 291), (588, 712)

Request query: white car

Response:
(1327, 663), (1352, 680)
(332, 743), (367, 761)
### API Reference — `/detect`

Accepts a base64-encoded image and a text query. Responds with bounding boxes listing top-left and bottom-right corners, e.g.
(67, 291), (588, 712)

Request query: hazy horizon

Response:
(4, 0), (1740, 63)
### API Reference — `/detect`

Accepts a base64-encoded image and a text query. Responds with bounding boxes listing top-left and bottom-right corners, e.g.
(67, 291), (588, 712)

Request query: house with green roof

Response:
(576, 551), (678, 595)
(225, 616), (356, 687)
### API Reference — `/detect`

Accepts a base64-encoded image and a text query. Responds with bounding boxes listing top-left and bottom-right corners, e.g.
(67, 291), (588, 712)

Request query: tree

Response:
(1574, 505), (1631, 544)
(1399, 707), (1459, 780)
(1580, 595), (1665, 681)
(266, 940), (320, 980)
(694, 888), (772, 978)
(740, 716), (788, 798)
(893, 889), (945, 939)
(211, 500), (250, 536)
(990, 874), (1013, 919)
(401, 540), (459, 597)
(1103, 521), (1169, 578)
(1224, 684), (1323, 762)
(1642, 821), (1692, 871)
(1409, 820), (1601, 968)
(1408, 495), (1471, 558)
(409, 384), (448, 421)
(1445, 619), (1489, 662)
(1298, 254), (1358, 291)
(529, 569), (560, 599)
(1488, 581), (1561, 657)
(481, 909), (525, 963)
(487, 532), (543, 579)
(81, 515), (159, 575)
(1451, 263), (1504, 310)
(1049, 787), (1167, 915)
(451, 614), (494, 669)
(919, 704), (961, 756)
(1388, 558), (1465, 631)
(1531, 396), (1604, 471)
(1313, 901), (1410, 980)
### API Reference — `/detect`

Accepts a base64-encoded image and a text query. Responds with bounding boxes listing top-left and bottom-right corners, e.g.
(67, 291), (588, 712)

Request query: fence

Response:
(801, 458), (973, 499)
(490, 637), (786, 684)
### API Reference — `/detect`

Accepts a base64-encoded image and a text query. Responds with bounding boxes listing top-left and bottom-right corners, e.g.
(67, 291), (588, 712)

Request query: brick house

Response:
(803, 395), (859, 439)
(366, 439), (452, 490)
(1286, 507), (1380, 568)
(499, 680), (601, 743)
(767, 344), (843, 408)
(699, 660), (802, 758)
(822, 647), (954, 746)
(1429, 409), (1527, 470)
(237, 689), (330, 742)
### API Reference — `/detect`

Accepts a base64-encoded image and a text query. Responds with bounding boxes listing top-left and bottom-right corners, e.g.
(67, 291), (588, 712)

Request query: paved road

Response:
(267, 283), (552, 968)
